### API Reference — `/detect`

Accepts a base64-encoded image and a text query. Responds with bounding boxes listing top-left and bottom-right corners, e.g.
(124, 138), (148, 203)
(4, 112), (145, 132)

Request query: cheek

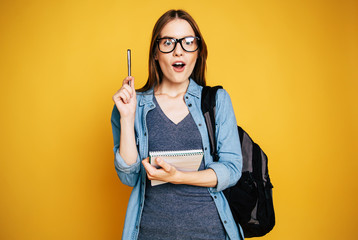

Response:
(157, 54), (169, 66)
(189, 54), (198, 67)
(157, 56), (171, 74)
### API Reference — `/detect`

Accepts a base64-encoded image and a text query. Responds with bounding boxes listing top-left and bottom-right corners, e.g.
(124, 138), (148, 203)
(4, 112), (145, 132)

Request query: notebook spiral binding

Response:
(149, 149), (203, 157)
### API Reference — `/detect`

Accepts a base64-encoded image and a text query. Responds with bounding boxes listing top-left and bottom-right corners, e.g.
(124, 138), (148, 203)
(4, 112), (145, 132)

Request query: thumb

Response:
(129, 76), (135, 88)
(156, 157), (171, 172)
(130, 77), (136, 98)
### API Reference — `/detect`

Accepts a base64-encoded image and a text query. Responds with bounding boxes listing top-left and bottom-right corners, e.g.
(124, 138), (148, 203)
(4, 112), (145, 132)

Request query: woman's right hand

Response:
(112, 76), (137, 119)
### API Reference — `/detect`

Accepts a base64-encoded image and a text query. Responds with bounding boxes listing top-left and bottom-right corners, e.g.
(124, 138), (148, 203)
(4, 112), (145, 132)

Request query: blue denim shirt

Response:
(111, 79), (244, 240)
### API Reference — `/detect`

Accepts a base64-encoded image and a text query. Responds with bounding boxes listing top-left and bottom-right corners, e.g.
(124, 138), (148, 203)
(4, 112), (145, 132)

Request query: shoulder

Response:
(215, 88), (231, 105)
(214, 88), (236, 120)
(216, 88), (229, 98)
(200, 86), (232, 111)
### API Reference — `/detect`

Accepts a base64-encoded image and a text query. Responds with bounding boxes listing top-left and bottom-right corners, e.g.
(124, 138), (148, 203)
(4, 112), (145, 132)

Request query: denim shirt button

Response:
(188, 103), (192, 107)
(198, 123), (202, 127)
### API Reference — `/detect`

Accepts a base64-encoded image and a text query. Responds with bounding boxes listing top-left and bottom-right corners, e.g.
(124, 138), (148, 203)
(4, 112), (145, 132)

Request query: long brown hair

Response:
(138, 9), (208, 92)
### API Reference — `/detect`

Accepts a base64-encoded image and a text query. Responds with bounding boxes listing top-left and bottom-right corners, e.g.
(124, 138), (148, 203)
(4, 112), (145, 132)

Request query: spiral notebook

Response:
(149, 149), (204, 186)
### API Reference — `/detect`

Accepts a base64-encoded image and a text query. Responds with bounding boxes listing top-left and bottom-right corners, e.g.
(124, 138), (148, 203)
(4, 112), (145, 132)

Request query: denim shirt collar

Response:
(138, 78), (201, 106)
(186, 78), (202, 98)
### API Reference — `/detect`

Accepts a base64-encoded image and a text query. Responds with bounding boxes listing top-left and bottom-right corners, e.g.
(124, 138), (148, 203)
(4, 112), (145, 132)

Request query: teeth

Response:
(173, 62), (184, 66)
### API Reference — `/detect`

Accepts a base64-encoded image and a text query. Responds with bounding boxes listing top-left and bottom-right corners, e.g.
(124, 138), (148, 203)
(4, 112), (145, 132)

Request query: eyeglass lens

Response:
(158, 37), (199, 53)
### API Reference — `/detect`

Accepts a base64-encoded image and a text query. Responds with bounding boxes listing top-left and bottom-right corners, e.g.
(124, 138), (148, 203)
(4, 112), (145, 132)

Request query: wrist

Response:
(172, 171), (185, 185)
(120, 116), (135, 126)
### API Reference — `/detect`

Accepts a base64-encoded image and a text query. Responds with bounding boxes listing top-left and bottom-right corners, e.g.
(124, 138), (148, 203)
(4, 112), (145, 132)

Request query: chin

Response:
(171, 76), (190, 84)
(163, 73), (190, 84)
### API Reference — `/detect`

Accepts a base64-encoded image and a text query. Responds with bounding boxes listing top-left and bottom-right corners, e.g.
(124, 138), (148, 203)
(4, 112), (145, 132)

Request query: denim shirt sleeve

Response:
(111, 105), (141, 187)
(206, 89), (243, 192)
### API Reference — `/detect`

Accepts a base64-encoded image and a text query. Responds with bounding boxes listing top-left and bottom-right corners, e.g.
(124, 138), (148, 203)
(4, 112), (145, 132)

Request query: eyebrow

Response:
(159, 35), (195, 39)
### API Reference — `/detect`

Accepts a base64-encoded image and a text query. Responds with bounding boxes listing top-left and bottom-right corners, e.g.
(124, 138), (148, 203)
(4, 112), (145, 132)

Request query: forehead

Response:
(160, 19), (195, 38)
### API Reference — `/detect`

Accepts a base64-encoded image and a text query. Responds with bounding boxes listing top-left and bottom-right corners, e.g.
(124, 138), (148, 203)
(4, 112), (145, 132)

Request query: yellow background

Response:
(1, 0), (357, 239)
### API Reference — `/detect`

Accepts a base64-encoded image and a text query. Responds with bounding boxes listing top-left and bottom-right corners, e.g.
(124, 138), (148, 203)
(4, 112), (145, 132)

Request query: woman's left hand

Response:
(142, 157), (182, 184)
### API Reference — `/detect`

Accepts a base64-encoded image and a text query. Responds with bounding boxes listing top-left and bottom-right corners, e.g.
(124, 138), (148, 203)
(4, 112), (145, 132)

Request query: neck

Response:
(155, 78), (190, 97)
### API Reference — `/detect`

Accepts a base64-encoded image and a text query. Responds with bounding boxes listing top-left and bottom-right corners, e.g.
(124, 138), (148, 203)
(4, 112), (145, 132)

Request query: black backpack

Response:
(201, 86), (275, 238)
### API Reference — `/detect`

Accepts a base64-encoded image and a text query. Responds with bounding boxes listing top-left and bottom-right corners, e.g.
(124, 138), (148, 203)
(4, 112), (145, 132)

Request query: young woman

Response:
(111, 9), (244, 240)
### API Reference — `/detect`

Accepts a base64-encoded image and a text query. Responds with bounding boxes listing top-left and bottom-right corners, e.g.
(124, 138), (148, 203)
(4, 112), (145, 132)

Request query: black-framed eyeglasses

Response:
(156, 36), (200, 53)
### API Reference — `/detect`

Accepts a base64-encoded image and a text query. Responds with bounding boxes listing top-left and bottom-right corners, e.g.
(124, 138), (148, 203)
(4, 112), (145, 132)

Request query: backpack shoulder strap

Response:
(201, 85), (223, 162)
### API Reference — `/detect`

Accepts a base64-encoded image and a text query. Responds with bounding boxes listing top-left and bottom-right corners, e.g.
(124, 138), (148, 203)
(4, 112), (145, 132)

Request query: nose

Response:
(173, 41), (184, 56)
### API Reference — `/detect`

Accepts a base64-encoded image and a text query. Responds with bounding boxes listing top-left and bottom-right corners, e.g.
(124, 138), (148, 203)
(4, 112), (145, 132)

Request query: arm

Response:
(112, 76), (138, 165)
(142, 157), (217, 187)
(206, 89), (242, 192)
(111, 77), (141, 187)
(119, 117), (137, 165)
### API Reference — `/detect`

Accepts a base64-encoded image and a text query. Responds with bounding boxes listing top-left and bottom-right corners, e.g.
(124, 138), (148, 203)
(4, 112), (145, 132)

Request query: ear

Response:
(154, 48), (158, 60)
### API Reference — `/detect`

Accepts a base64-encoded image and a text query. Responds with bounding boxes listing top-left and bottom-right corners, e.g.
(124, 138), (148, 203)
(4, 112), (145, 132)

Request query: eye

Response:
(163, 39), (173, 46)
(184, 37), (195, 45)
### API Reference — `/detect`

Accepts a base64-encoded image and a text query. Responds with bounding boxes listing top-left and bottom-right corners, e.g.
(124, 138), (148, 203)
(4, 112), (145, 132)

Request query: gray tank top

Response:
(138, 96), (226, 240)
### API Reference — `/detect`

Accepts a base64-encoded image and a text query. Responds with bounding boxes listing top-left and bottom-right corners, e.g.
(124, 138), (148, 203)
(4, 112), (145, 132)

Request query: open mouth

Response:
(172, 62), (186, 71)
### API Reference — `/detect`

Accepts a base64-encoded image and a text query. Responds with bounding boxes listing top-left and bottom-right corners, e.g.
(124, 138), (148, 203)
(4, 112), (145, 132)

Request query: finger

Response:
(142, 157), (150, 165)
(156, 157), (172, 172)
(142, 158), (155, 175)
(112, 88), (123, 100)
(112, 91), (123, 102)
(122, 76), (134, 87)
(122, 76), (130, 85)
(118, 91), (130, 104)
(127, 76), (136, 98)
(121, 84), (133, 98)
(120, 88), (131, 102)
(112, 92), (119, 103)
(130, 77), (135, 94)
